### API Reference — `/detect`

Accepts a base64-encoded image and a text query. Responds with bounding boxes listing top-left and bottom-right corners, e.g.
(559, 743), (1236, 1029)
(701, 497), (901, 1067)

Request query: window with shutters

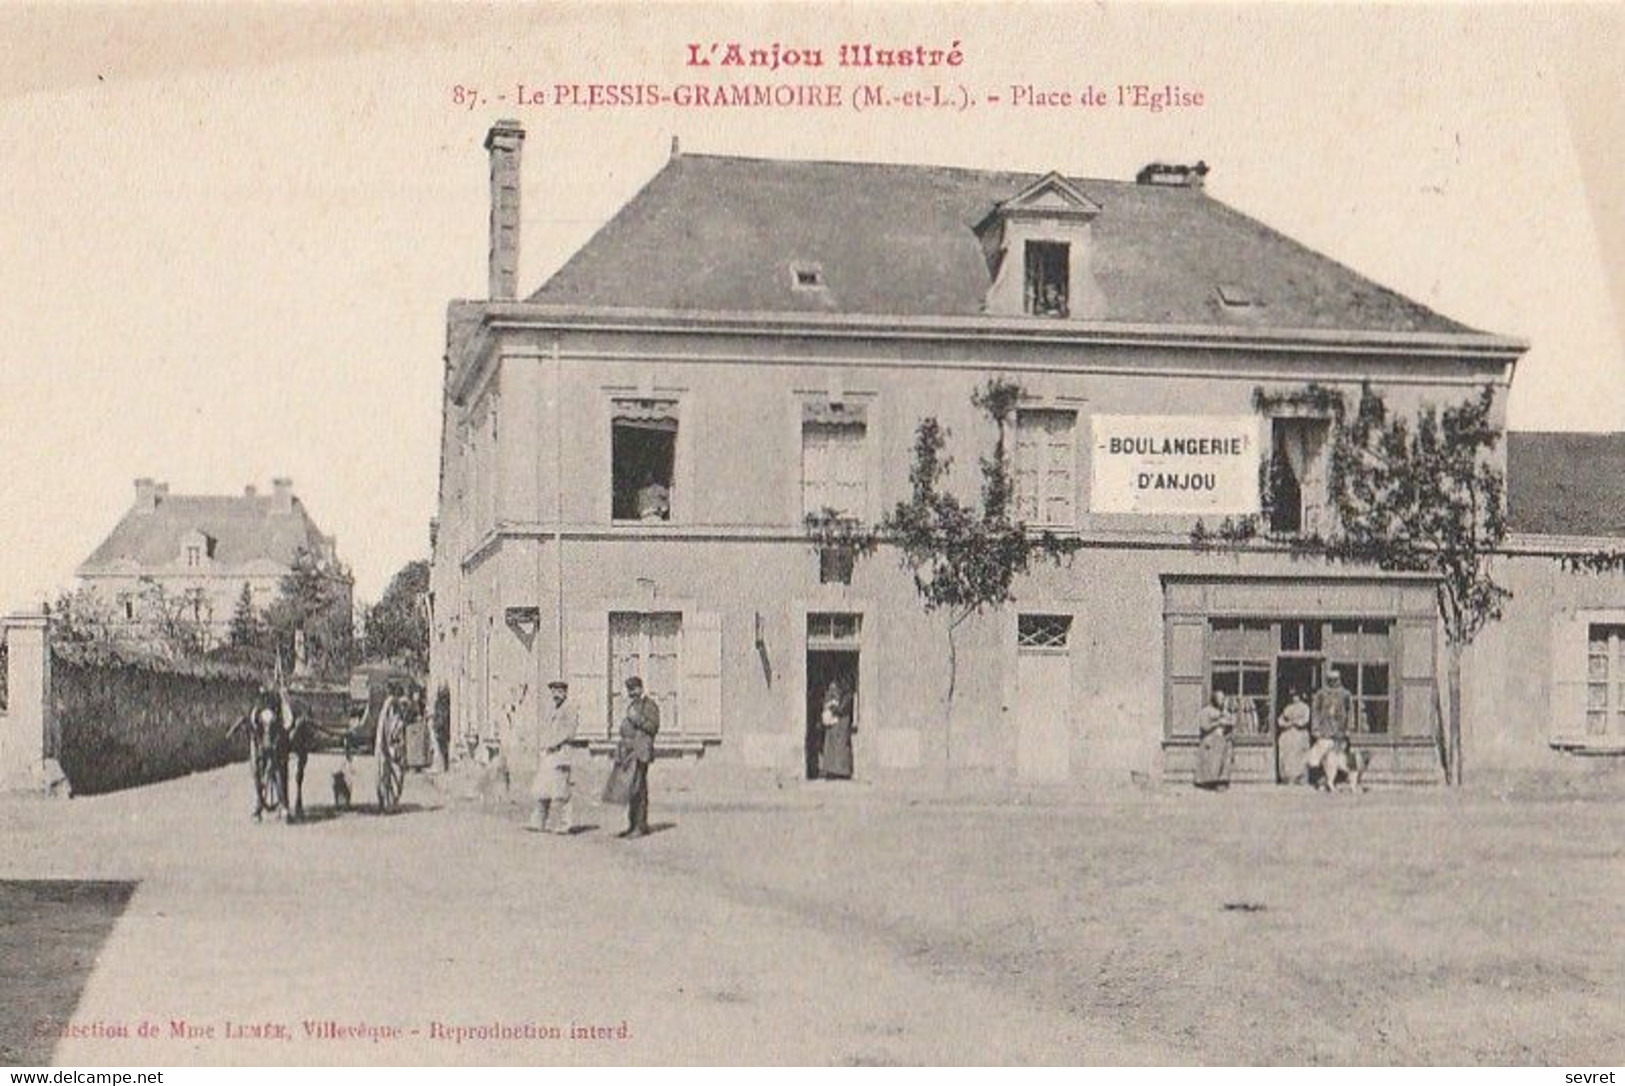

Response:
(801, 402), (868, 521)
(1585, 624), (1625, 739)
(1014, 409), (1077, 527)
(609, 611), (682, 734)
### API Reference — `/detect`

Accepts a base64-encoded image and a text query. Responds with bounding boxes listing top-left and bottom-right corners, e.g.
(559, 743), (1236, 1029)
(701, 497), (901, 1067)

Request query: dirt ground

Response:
(2, 756), (1622, 1065)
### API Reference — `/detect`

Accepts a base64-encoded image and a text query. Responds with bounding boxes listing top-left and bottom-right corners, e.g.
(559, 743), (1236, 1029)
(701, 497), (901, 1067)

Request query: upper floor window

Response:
(1014, 409), (1077, 527)
(1268, 416), (1331, 535)
(802, 401), (868, 521)
(185, 544), (203, 568)
(612, 400), (678, 522)
(1024, 241), (1070, 317)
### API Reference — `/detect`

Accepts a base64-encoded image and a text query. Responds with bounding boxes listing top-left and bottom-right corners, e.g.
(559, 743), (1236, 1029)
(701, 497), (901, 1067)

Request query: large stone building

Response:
(77, 477), (341, 645)
(430, 120), (1590, 787)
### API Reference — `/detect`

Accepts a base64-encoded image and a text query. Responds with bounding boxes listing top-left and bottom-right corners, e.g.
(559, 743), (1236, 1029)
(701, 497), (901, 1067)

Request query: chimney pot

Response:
(244, 484), (257, 497)
(271, 477), (294, 512)
(134, 477), (158, 512)
(485, 119), (525, 300)
(1136, 161), (1209, 188)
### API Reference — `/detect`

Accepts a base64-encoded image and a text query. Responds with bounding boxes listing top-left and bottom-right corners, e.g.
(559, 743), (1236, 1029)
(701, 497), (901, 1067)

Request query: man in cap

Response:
(617, 676), (660, 838)
(528, 678), (580, 834)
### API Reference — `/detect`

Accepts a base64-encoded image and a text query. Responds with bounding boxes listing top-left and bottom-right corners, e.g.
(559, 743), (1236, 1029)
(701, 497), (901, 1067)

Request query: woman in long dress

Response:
(1276, 690), (1312, 784)
(818, 681), (854, 780)
(1193, 690), (1236, 790)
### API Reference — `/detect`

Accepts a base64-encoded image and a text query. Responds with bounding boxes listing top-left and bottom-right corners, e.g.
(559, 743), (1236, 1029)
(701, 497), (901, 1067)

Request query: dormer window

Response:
(1024, 242), (1070, 317)
(185, 544), (203, 567)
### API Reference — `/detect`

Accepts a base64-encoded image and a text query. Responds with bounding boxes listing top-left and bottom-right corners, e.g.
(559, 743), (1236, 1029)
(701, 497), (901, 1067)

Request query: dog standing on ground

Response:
(332, 763), (353, 810)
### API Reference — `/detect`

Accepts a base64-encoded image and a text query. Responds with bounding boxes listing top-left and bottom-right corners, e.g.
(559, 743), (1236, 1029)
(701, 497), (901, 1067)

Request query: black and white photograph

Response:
(2, 1), (1623, 1072)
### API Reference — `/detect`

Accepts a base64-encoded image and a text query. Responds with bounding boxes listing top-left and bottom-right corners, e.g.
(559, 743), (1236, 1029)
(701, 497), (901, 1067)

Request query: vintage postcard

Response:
(2, 1), (1622, 1070)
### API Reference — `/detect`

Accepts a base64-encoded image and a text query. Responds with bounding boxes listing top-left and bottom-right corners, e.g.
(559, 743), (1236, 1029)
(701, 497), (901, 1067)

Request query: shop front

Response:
(1162, 575), (1445, 784)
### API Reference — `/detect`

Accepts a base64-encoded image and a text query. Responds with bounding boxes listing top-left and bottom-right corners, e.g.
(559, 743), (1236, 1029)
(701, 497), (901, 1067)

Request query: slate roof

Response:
(79, 491), (332, 573)
(1507, 432), (1625, 539)
(529, 153), (1483, 335)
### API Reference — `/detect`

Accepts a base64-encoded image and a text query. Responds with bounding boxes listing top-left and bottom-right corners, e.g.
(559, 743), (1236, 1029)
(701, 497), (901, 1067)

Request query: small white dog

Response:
(1306, 736), (1368, 793)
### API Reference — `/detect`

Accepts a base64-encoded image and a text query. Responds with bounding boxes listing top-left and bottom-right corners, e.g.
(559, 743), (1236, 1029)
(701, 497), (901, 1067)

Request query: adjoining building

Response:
(1462, 434), (1625, 772)
(77, 477), (341, 646)
(432, 120), (1550, 787)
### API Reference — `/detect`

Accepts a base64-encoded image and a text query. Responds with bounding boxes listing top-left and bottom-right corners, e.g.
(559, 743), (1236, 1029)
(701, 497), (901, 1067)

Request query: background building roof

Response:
(79, 485), (333, 574)
(529, 153), (1482, 335)
(1507, 431), (1625, 538)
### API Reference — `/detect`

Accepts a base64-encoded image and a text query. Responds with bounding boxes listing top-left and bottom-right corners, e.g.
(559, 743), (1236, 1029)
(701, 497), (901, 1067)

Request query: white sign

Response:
(1091, 415), (1262, 515)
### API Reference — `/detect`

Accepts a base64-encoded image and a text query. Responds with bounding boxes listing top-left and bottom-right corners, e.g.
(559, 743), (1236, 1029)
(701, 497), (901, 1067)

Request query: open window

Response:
(1024, 241), (1070, 317)
(1268, 417), (1331, 535)
(611, 400), (678, 522)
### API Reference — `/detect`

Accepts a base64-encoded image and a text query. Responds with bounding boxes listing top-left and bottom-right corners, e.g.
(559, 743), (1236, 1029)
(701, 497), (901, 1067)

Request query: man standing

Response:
(1310, 668), (1355, 740)
(617, 676), (660, 838)
(1307, 668), (1356, 785)
(528, 679), (579, 835)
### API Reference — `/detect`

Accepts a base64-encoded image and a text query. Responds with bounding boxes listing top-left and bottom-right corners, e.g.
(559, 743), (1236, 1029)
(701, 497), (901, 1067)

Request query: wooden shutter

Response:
(1549, 611), (1590, 747)
(802, 425), (829, 516)
(681, 610), (723, 739)
(567, 610), (611, 742)
(1014, 415), (1040, 521)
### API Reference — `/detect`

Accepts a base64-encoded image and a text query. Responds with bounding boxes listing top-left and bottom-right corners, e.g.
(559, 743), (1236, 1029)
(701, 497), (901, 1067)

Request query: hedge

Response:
(52, 655), (260, 796)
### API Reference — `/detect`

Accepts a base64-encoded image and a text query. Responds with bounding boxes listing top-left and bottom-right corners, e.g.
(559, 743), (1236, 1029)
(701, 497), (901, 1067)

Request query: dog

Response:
(332, 767), (353, 810)
(1307, 736), (1369, 793)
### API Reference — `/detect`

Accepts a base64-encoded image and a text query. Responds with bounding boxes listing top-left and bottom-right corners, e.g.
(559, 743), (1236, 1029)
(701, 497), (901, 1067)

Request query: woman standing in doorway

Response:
(1192, 689), (1236, 791)
(819, 680), (854, 780)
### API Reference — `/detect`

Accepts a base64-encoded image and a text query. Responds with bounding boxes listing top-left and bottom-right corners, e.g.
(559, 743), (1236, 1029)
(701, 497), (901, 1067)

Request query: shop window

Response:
(1269, 417), (1331, 535)
(1024, 241), (1070, 317)
(1017, 614), (1072, 651)
(611, 400), (678, 522)
(609, 611), (682, 733)
(1328, 619), (1393, 734)
(1586, 624), (1625, 737)
(802, 405), (868, 521)
(1209, 619), (1272, 736)
(1014, 409), (1077, 527)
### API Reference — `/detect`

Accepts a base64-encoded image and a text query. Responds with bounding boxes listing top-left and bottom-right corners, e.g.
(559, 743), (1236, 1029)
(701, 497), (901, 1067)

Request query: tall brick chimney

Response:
(485, 119), (525, 300)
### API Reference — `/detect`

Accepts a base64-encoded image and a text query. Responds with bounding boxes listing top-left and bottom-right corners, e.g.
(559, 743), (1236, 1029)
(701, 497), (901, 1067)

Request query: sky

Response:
(2, 3), (1622, 612)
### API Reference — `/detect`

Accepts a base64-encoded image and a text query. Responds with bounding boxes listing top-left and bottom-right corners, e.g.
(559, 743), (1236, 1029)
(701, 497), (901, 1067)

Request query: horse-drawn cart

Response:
(283, 666), (423, 814)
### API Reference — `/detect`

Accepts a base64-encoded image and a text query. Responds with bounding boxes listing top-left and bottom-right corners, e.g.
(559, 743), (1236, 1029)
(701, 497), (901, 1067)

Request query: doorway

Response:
(1015, 614), (1073, 782)
(806, 650), (859, 780)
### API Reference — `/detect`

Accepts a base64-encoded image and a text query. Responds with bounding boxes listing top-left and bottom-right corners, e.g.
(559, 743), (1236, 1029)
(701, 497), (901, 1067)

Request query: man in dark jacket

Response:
(617, 676), (660, 838)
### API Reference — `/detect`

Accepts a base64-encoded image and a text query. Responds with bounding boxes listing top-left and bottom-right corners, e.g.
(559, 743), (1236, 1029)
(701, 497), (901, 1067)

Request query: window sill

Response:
(584, 738), (719, 757)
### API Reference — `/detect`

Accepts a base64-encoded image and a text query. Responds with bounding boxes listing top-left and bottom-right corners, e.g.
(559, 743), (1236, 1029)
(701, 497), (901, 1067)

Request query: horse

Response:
(230, 688), (316, 822)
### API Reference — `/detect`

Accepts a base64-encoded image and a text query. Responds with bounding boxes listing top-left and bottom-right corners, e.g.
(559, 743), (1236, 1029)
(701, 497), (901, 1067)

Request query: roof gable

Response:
(981, 170), (1101, 225)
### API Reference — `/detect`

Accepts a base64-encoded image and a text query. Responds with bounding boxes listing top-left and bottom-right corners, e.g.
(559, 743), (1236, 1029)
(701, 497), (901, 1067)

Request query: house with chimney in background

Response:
(76, 477), (342, 647)
(431, 120), (1625, 790)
